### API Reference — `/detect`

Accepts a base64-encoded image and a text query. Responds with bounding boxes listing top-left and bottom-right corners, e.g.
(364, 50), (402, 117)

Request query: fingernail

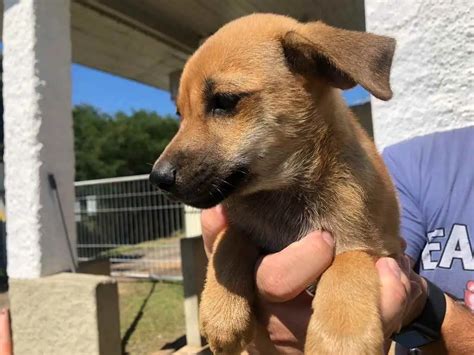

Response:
(384, 258), (401, 278)
(467, 281), (474, 292)
(215, 204), (224, 214)
(321, 231), (334, 247)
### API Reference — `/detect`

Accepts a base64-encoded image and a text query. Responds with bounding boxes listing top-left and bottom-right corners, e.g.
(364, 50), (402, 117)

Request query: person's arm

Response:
(383, 146), (474, 353)
(420, 295), (474, 354)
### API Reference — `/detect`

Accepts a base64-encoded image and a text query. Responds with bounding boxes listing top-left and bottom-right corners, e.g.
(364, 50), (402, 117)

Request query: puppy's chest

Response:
(226, 191), (319, 253)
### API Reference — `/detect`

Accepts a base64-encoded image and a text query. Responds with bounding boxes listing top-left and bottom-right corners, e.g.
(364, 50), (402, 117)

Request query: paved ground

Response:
(111, 238), (182, 280)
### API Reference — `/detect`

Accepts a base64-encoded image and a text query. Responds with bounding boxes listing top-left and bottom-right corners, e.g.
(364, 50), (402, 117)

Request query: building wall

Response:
(3, 0), (76, 278)
(366, 0), (474, 150)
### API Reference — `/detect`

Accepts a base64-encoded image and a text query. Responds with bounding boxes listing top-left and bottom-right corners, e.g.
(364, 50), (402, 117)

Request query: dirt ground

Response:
(0, 292), (8, 309)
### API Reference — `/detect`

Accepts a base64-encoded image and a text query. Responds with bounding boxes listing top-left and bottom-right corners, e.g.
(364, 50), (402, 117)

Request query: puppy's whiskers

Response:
(236, 168), (249, 176)
(217, 178), (235, 189)
(211, 182), (225, 199)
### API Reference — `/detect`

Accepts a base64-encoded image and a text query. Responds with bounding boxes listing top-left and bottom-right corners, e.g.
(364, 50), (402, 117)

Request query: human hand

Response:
(465, 281), (474, 312)
(201, 205), (428, 354)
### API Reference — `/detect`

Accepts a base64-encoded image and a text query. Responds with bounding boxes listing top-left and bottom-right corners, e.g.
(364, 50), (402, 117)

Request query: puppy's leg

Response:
(200, 228), (259, 354)
(305, 251), (384, 355)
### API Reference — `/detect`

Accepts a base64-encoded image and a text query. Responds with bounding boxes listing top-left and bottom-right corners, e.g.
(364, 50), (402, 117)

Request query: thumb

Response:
(201, 205), (227, 256)
(0, 308), (12, 355)
(376, 257), (411, 336)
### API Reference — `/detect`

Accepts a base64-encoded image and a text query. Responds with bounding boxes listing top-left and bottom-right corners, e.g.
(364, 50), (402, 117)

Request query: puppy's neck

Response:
(225, 88), (370, 252)
(290, 86), (363, 188)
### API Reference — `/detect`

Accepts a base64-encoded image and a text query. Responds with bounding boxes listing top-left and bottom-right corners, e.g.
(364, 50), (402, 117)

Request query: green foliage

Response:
(73, 105), (179, 181)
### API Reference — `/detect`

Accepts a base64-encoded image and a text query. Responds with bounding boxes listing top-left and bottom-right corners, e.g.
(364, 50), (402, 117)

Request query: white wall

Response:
(366, 0), (474, 149)
(3, 0), (76, 278)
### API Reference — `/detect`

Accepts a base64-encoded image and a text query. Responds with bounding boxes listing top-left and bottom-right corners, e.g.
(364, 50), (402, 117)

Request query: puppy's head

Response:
(150, 14), (395, 208)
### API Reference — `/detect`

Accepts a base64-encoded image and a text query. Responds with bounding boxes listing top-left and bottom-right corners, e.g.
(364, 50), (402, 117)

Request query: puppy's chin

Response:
(173, 167), (250, 209)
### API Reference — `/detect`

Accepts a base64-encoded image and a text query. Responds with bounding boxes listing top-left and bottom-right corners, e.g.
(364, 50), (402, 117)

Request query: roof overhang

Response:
(1, 0), (365, 91)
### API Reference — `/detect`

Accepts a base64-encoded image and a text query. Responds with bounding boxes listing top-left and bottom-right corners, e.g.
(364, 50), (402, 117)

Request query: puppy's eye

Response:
(209, 93), (241, 116)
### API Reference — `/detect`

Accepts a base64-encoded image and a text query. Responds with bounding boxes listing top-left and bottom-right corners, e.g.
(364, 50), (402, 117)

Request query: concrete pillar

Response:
(3, 0), (76, 278)
(180, 236), (207, 350)
(365, 0), (473, 149)
(184, 205), (202, 238)
(9, 273), (121, 355)
(181, 208), (207, 352)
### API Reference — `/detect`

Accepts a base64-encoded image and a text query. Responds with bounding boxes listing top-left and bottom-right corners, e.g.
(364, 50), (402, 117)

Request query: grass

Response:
(119, 281), (185, 354)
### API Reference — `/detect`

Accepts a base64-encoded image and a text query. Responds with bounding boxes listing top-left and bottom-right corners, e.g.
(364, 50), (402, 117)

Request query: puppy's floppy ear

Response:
(282, 22), (396, 100)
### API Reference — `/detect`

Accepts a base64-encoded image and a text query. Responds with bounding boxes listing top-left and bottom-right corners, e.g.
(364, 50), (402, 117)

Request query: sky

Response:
(72, 63), (370, 116)
(72, 64), (177, 116)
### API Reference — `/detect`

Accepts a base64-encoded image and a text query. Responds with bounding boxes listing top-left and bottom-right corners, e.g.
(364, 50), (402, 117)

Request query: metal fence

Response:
(75, 174), (185, 280)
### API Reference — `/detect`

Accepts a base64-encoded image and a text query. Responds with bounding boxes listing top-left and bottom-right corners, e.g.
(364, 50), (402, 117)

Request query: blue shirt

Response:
(383, 126), (474, 300)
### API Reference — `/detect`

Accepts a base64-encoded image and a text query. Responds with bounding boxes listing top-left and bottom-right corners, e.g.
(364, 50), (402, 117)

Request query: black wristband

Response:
(392, 279), (446, 349)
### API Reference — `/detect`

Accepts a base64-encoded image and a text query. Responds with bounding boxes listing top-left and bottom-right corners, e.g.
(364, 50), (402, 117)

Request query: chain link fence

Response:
(75, 174), (185, 281)
(0, 174), (197, 282)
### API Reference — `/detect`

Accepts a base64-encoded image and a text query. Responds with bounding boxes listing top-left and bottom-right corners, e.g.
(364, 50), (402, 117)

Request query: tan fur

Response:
(153, 13), (403, 354)
(200, 229), (259, 354)
(307, 251), (383, 354)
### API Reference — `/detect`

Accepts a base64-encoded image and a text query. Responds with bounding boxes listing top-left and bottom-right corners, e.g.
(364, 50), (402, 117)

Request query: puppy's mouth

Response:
(176, 166), (250, 209)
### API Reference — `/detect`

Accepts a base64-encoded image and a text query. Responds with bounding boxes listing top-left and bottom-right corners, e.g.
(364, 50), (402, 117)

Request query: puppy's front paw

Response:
(305, 320), (384, 355)
(305, 251), (385, 355)
(200, 289), (255, 354)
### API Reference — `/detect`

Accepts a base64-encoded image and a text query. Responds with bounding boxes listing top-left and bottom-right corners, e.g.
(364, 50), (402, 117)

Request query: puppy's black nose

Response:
(149, 161), (176, 191)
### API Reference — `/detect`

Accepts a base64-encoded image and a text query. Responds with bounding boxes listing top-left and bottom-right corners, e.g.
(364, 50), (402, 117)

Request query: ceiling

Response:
(1, 0), (366, 92)
(71, 0), (365, 91)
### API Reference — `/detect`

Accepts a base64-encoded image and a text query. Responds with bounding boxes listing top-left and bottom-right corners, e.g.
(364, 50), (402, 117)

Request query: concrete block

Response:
(9, 273), (121, 355)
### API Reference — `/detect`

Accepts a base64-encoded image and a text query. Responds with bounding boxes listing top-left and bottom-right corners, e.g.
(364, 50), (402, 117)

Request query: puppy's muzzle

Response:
(149, 160), (176, 192)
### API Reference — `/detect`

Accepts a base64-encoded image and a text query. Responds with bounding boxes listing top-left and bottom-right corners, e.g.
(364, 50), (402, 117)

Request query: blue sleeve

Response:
(382, 144), (427, 263)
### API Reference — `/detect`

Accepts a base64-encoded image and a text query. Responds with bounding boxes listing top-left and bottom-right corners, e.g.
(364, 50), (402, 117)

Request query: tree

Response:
(73, 105), (179, 181)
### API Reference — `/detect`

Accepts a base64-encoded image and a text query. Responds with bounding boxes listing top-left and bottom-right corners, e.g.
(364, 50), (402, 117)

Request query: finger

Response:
(201, 205), (227, 256)
(398, 255), (411, 274)
(257, 292), (312, 351)
(465, 283), (474, 312)
(401, 267), (428, 326)
(467, 280), (474, 292)
(398, 256), (414, 309)
(376, 257), (409, 335)
(256, 231), (334, 302)
(0, 308), (12, 355)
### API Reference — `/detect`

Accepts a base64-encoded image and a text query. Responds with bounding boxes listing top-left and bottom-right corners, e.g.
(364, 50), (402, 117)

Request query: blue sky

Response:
(0, 40), (370, 115)
(72, 64), (177, 116)
(72, 64), (369, 116)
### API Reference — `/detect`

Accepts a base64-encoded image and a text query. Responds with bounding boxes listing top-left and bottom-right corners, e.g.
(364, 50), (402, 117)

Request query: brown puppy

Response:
(150, 13), (403, 355)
